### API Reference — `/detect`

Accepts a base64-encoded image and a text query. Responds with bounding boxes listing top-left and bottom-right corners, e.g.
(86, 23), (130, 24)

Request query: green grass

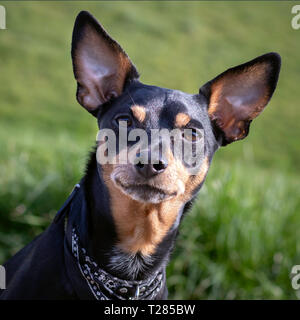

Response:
(0, 1), (299, 299)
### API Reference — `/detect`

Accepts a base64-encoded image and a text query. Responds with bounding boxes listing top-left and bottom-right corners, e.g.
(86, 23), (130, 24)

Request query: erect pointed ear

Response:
(200, 53), (281, 145)
(71, 11), (139, 116)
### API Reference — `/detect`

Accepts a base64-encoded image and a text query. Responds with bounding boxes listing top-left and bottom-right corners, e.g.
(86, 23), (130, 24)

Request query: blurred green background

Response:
(0, 1), (300, 299)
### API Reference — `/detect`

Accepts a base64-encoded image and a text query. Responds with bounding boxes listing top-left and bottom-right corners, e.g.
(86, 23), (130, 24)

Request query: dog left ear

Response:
(71, 11), (139, 116)
(200, 52), (281, 145)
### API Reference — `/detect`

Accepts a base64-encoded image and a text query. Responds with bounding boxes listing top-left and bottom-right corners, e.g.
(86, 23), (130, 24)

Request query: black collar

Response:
(71, 228), (164, 300)
(58, 184), (165, 300)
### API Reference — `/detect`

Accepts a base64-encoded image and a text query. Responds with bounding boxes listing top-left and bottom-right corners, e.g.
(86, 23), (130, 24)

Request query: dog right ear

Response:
(71, 11), (139, 116)
(199, 52), (281, 145)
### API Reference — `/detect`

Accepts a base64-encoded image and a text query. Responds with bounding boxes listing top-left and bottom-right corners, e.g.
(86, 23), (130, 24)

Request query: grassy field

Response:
(0, 1), (300, 299)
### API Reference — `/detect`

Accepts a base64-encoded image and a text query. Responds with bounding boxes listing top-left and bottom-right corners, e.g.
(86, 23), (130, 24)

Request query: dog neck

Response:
(81, 150), (190, 281)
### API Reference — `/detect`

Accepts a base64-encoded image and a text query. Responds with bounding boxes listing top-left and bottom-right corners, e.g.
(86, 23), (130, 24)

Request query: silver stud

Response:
(119, 287), (128, 294)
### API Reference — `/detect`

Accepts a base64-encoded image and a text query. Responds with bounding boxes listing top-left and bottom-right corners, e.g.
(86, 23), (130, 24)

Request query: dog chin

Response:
(112, 178), (178, 204)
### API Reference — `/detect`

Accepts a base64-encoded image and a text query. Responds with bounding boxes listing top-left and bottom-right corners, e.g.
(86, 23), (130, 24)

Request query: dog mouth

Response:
(113, 178), (178, 204)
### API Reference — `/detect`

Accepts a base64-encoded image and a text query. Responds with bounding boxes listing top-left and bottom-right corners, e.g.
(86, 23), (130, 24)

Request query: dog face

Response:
(95, 82), (213, 204)
(71, 11), (281, 206)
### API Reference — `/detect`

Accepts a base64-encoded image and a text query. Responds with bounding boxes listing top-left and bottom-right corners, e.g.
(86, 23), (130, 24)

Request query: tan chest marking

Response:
(103, 178), (182, 256)
(101, 156), (210, 256)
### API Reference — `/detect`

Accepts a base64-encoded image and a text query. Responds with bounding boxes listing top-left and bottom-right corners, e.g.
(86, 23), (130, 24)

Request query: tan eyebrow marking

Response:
(131, 105), (146, 123)
(175, 113), (191, 127)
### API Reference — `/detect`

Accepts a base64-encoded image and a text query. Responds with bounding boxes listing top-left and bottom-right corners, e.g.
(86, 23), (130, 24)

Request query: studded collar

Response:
(71, 228), (164, 300)
(58, 184), (165, 300)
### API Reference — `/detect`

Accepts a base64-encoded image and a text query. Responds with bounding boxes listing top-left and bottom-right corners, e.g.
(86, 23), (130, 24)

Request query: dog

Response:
(0, 11), (281, 300)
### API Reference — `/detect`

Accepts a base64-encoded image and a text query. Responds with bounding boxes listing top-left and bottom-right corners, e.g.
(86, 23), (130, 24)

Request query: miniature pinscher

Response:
(0, 11), (281, 300)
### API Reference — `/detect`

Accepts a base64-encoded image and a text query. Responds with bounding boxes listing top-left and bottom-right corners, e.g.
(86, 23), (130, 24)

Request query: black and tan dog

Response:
(0, 11), (281, 300)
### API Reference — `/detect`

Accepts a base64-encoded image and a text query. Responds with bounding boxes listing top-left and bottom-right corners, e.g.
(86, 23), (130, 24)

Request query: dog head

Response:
(71, 11), (281, 206)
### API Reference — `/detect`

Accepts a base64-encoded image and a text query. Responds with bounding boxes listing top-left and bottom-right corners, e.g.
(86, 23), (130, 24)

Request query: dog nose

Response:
(135, 159), (168, 178)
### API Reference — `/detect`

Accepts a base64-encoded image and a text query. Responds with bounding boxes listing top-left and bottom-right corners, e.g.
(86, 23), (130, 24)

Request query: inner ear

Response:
(71, 11), (139, 115)
(201, 53), (281, 145)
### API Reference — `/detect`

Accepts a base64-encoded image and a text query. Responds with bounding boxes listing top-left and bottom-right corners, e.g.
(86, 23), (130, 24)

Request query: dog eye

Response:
(182, 128), (202, 142)
(114, 115), (133, 127)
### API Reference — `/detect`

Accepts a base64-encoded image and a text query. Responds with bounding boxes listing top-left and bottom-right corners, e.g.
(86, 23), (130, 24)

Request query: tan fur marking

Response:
(102, 165), (183, 256)
(100, 153), (210, 256)
(175, 113), (191, 127)
(131, 105), (146, 123)
(181, 156), (210, 201)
